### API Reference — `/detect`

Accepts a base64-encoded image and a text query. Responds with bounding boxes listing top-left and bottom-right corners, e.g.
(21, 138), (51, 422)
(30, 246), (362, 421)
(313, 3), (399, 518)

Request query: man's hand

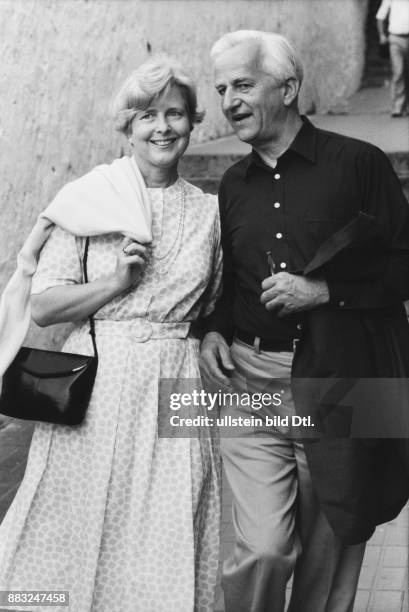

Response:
(260, 272), (329, 316)
(199, 332), (235, 390)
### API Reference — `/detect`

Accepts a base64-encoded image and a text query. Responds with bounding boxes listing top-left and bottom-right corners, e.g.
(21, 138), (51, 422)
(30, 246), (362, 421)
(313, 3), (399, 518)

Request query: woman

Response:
(0, 56), (222, 611)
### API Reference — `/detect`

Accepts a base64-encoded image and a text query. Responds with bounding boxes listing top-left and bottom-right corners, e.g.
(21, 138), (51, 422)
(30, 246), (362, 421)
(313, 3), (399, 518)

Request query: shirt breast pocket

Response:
(304, 214), (352, 245)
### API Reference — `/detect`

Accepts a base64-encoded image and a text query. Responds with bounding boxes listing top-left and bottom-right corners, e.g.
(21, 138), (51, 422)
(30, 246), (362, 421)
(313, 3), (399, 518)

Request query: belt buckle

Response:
(253, 336), (261, 354)
(131, 320), (152, 342)
(292, 338), (299, 352)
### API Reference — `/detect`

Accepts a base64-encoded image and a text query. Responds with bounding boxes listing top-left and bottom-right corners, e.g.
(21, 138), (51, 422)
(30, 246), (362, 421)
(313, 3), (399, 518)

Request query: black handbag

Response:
(0, 237), (98, 426)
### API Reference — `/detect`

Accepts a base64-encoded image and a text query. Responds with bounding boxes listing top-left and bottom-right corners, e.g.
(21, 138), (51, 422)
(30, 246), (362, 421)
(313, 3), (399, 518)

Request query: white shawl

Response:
(0, 156), (152, 374)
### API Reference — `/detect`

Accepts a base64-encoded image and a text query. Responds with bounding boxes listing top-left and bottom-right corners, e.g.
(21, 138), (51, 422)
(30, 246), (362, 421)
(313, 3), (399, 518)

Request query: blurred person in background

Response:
(377, 0), (409, 116)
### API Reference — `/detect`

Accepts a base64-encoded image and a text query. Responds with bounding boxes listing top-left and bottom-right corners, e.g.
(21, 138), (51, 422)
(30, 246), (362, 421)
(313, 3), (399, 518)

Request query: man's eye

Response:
(217, 88), (226, 97)
(237, 84), (250, 91)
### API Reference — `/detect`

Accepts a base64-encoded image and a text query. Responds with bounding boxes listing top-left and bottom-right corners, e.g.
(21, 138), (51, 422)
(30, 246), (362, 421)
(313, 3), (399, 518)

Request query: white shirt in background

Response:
(376, 0), (409, 35)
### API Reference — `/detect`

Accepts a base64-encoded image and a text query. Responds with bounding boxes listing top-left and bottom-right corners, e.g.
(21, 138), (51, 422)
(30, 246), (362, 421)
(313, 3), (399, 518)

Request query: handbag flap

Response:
(14, 347), (94, 378)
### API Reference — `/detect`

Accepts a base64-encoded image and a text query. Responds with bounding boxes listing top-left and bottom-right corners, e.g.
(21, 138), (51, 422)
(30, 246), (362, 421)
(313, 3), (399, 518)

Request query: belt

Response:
(236, 329), (298, 352)
(93, 319), (191, 343)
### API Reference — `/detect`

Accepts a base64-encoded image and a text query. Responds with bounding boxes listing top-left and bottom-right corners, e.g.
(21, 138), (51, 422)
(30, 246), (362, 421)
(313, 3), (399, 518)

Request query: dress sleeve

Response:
(31, 226), (82, 295)
(201, 197), (223, 317)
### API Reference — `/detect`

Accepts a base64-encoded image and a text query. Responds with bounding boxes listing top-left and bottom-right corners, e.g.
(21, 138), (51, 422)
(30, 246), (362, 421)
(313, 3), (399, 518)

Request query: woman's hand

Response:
(32, 237), (151, 327)
(110, 237), (150, 293)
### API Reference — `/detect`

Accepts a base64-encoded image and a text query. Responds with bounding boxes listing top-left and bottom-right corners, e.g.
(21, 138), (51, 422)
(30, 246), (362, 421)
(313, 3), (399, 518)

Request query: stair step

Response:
(365, 68), (390, 76)
(181, 153), (409, 199)
(365, 58), (390, 68)
(186, 176), (409, 199)
(362, 77), (389, 87)
(362, 73), (389, 81)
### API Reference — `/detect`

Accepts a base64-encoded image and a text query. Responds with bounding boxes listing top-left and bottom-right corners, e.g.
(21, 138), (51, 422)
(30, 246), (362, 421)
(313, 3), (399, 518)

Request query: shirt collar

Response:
(244, 115), (317, 176)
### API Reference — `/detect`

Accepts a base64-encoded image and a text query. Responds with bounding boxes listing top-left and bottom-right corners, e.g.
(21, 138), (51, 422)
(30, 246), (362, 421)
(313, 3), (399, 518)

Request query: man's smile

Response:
(231, 112), (252, 124)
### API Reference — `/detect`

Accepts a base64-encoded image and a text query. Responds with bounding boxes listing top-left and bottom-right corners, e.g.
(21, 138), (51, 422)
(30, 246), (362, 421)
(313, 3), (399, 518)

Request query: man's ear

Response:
(282, 78), (300, 107)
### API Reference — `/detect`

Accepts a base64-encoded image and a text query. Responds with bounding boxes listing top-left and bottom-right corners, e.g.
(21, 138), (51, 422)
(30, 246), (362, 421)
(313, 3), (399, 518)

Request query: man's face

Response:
(213, 43), (287, 146)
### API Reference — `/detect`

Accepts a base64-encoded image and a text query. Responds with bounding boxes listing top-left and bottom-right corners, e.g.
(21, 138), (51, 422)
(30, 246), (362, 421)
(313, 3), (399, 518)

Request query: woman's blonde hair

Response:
(112, 55), (204, 135)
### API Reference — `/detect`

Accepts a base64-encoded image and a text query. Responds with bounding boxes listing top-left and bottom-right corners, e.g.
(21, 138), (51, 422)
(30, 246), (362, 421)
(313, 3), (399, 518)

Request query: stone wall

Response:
(0, 0), (368, 345)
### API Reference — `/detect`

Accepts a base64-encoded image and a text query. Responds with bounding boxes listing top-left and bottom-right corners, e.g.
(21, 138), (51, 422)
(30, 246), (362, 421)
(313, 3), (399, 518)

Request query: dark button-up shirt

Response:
(205, 117), (409, 342)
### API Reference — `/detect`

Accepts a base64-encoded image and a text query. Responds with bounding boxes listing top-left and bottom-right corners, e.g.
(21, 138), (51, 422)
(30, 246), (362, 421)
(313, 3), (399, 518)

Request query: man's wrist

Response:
(203, 331), (223, 343)
(314, 279), (330, 305)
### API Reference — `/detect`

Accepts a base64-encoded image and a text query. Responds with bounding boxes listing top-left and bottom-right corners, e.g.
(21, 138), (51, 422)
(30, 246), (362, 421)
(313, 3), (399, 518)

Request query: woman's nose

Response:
(154, 115), (170, 133)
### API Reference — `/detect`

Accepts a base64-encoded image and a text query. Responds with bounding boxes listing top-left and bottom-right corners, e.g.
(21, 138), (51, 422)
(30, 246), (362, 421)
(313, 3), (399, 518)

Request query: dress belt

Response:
(235, 329), (297, 352)
(94, 319), (191, 343)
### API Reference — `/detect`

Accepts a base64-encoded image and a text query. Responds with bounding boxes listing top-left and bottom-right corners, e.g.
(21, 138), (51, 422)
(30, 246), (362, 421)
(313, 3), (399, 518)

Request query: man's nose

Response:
(222, 89), (240, 114)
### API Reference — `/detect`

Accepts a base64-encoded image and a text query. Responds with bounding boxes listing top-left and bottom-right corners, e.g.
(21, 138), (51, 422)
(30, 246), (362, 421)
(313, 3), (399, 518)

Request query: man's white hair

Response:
(210, 30), (304, 86)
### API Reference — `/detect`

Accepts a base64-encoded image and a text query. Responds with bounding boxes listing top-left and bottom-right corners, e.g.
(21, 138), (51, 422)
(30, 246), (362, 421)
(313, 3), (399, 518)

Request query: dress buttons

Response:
(279, 262), (287, 269)
(274, 173), (281, 180)
(275, 232), (283, 239)
(274, 202), (281, 208)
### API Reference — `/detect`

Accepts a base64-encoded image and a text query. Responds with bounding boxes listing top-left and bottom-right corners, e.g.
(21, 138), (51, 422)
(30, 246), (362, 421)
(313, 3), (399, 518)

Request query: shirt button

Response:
(296, 323), (302, 331)
(275, 232), (283, 239)
(279, 262), (287, 269)
(274, 202), (281, 208)
(339, 301), (345, 307)
(274, 173), (281, 180)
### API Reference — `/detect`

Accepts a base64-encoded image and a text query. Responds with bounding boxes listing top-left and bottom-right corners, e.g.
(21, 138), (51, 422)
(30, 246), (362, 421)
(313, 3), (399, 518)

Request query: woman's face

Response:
(129, 86), (191, 173)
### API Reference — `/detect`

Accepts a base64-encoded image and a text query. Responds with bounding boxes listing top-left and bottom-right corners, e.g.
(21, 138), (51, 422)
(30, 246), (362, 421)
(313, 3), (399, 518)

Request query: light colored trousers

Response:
(389, 34), (409, 114)
(220, 339), (365, 612)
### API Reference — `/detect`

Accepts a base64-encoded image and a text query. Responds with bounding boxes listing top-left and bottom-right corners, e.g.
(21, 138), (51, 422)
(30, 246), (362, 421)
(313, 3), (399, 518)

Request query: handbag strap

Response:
(82, 237), (98, 359)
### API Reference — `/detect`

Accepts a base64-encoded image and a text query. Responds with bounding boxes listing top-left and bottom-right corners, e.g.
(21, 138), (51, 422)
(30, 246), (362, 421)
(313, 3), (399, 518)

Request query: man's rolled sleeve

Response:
(376, 0), (391, 21)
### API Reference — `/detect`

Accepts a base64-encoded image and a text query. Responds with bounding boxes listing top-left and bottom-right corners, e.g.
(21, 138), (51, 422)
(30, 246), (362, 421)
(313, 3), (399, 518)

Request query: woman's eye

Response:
(140, 112), (155, 120)
(168, 109), (184, 118)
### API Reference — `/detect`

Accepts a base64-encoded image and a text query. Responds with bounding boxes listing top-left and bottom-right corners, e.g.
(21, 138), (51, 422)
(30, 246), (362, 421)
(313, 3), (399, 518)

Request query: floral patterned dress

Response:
(0, 178), (222, 612)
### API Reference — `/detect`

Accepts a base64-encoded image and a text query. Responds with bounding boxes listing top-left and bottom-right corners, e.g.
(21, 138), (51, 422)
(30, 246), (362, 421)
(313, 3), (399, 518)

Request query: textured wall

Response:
(0, 0), (368, 344)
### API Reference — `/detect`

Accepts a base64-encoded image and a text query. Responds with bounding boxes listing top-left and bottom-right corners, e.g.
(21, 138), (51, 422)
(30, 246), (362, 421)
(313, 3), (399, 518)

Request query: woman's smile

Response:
(150, 137), (178, 147)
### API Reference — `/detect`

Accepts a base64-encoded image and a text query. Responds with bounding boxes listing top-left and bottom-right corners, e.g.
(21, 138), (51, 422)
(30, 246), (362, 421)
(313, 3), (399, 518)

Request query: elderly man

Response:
(200, 30), (409, 612)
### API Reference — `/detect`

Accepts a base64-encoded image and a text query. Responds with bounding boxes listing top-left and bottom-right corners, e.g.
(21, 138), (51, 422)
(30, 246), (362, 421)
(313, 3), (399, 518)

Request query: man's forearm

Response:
(377, 18), (388, 42)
